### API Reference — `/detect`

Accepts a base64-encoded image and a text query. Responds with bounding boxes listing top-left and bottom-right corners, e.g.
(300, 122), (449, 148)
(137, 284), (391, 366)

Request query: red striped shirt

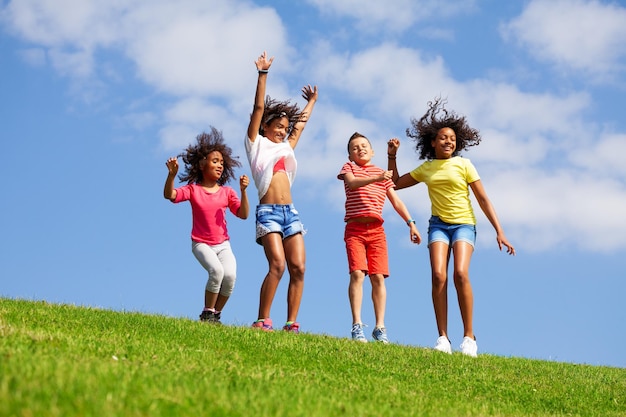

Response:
(338, 162), (394, 222)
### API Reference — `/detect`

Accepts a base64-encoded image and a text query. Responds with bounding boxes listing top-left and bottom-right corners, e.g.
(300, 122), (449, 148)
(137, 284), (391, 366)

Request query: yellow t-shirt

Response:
(409, 156), (480, 225)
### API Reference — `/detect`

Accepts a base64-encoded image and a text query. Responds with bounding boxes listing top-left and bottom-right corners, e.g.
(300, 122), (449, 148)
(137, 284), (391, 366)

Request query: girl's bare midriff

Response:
(260, 172), (292, 205)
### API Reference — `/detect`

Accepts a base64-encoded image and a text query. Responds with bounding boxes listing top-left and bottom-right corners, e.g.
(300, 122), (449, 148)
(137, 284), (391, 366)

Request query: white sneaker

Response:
(433, 336), (452, 354)
(460, 336), (478, 357)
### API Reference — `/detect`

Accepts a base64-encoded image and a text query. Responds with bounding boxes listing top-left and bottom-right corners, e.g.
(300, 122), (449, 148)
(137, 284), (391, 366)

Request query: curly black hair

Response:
(406, 97), (481, 160)
(259, 95), (305, 136)
(177, 127), (241, 186)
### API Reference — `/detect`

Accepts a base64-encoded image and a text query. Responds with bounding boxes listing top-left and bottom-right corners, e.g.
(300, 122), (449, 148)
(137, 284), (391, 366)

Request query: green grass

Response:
(1, 298), (624, 417)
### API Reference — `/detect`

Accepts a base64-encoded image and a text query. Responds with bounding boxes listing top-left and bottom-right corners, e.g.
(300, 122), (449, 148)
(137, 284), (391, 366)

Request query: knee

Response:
(268, 260), (286, 278)
(369, 274), (385, 288)
(288, 262), (305, 280)
(453, 271), (470, 286)
(350, 271), (365, 284)
(431, 271), (447, 287)
(220, 274), (236, 297)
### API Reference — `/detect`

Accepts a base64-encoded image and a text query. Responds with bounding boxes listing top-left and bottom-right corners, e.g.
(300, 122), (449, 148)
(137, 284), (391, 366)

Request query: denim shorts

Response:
(255, 204), (305, 245)
(427, 216), (476, 248)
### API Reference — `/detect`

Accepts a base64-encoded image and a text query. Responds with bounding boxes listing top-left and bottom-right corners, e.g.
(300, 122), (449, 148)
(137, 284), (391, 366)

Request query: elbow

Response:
(238, 208), (250, 220)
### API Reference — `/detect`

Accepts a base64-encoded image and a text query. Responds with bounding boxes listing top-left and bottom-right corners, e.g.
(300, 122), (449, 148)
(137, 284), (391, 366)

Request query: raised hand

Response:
(301, 84), (318, 103)
(255, 51), (274, 72)
(239, 174), (249, 191)
(387, 138), (400, 156)
(166, 157), (179, 176)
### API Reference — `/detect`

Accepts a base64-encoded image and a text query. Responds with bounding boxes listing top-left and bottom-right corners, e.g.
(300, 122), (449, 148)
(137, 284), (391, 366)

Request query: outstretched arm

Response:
(247, 51), (274, 142)
(237, 175), (250, 219)
(387, 138), (419, 190)
(288, 84), (318, 149)
(164, 157), (179, 201)
(469, 179), (515, 255)
(387, 188), (422, 244)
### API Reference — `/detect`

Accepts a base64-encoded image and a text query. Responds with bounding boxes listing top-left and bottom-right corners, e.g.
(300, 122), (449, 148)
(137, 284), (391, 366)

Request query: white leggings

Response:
(191, 240), (237, 297)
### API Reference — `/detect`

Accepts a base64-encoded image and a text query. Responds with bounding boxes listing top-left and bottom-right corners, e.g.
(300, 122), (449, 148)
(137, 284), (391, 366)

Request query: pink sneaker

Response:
(251, 318), (273, 331)
(282, 322), (300, 333)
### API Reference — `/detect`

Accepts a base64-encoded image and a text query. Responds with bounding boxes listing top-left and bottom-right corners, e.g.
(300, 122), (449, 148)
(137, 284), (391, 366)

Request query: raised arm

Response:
(469, 179), (515, 255)
(237, 174), (250, 220)
(387, 138), (419, 190)
(247, 51), (274, 142)
(164, 157), (179, 201)
(287, 84), (318, 149)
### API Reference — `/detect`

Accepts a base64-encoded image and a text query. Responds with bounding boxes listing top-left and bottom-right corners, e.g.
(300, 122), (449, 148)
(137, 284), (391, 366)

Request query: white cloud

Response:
(300, 41), (626, 252)
(120, 2), (289, 97)
(3, 0), (626, 253)
(2, 0), (290, 95)
(160, 97), (242, 151)
(482, 168), (626, 251)
(569, 133), (626, 178)
(306, 0), (477, 31)
(1, 0), (119, 47)
(501, 0), (626, 79)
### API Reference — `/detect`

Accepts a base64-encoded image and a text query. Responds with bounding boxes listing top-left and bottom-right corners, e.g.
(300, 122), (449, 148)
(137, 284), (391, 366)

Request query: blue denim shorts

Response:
(255, 204), (305, 245)
(427, 216), (476, 248)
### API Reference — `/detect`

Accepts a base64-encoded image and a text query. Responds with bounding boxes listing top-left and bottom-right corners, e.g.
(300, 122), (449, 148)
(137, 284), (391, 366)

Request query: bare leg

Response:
(348, 270), (366, 324)
(258, 233), (286, 319)
(214, 294), (229, 312)
(283, 233), (306, 323)
(452, 241), (475, 338)
(429, 241), (451, 338)
(204, 291), (218, 310)
(370, 273), (386, 328)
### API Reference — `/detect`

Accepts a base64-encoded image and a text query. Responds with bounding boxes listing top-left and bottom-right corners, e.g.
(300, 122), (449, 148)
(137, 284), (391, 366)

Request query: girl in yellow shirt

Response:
(387, 98), (515, 357)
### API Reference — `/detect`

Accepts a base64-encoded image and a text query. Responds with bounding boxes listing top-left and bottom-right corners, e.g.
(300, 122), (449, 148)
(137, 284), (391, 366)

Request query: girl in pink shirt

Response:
(164, 127), (249, 323)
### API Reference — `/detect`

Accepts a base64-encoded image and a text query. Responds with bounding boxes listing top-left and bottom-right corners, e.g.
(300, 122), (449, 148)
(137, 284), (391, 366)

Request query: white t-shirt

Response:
(244, 133), (297, 200)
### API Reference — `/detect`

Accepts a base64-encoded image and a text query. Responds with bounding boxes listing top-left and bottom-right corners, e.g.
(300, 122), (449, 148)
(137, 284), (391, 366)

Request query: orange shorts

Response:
(344, 221), (389, 277)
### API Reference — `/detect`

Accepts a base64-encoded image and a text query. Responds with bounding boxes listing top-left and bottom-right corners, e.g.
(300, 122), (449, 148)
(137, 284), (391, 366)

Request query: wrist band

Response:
(258, 69), (269, 74)
(387, 154), (396, 159)
(406, 219), (415, 225)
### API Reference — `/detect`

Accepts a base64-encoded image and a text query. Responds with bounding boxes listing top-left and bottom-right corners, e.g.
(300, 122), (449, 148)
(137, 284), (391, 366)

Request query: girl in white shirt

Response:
(245, 51), (318, 333)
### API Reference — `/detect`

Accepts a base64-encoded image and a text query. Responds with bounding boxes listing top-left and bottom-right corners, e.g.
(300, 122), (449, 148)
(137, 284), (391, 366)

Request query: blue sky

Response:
(1, 0), (625, 368)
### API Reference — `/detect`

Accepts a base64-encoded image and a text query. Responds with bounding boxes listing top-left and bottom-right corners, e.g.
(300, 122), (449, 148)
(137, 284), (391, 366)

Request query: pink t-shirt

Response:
(173, 184), (241, 245)
(338, 162), (394, 222)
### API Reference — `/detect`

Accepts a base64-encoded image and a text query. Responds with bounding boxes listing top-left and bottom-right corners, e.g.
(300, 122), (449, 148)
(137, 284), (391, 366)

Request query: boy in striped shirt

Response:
(337, 132), (422, 343)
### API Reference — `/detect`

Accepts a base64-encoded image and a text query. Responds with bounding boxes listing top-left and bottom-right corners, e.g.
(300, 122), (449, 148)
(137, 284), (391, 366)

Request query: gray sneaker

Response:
(372, 327), (389, 344)
(351, 323), (367, 343)
(199, 310), (221, 324)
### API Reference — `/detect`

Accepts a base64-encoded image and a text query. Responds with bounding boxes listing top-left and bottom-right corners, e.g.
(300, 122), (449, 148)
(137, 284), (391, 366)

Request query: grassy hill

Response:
(0, 297), (624, 417)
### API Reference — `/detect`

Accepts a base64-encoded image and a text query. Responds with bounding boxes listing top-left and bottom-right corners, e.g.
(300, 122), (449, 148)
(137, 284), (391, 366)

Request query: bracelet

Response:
(406, 219), (415, 225)
(258, 69), (269, 74)
(387, 154), (396, 159)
